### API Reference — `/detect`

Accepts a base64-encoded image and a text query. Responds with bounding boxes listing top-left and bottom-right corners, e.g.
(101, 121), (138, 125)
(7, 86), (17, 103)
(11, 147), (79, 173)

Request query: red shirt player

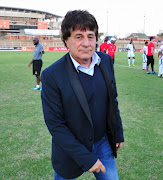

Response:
(147, 38), (155, 56)
(146, 37), (157, 74)
(100, 36), (108, 53)
(105, 37), (116, 64)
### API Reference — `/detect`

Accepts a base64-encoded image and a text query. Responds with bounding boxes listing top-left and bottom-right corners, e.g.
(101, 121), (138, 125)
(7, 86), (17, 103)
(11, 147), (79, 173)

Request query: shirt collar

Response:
(69, 52), (101, 72)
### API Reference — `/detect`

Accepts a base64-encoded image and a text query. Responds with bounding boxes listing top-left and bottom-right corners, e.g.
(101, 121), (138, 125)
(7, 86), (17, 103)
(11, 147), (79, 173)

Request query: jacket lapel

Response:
(65, 54), (93, 127)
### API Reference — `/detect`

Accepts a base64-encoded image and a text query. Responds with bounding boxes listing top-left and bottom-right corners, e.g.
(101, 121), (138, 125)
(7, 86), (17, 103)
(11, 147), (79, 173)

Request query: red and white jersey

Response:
(100, 42), (108, 53)
(105, 44), (116, 59)
(147, 42), (155, 56)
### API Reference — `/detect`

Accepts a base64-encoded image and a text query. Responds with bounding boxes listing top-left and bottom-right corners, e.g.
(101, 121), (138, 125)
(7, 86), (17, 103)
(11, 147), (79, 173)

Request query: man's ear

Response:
(65, 40), (68, 48)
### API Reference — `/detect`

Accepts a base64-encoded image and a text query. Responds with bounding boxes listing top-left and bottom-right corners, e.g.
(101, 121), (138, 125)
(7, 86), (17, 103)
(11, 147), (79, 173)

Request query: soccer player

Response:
(146, 37), (157, 74)
(126, 39), (136, 66)
(105, 37), (117, 64)
(142, 41), (148, 70)
(99, 36), (108, 53)
(28, 37), (45, 90)
(158, 41), (163, 77)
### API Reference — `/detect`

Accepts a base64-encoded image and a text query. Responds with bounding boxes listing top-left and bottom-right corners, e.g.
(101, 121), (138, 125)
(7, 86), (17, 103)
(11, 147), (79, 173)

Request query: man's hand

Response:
(28, 60), (33, 68)
(88, 159), (106, 173)
(116, 142), (123, 151)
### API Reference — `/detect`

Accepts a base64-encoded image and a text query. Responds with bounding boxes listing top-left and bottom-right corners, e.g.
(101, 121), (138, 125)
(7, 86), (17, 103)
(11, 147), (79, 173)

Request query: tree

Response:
(98, 32), (104, 40)
(0, 32), (7, 39)
(157, 30), (163, 37)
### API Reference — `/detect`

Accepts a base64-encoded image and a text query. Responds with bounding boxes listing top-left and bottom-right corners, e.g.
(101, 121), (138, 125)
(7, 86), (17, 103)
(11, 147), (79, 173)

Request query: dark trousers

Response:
(147, 55), (154, 72)
(112, 58), (115, 64)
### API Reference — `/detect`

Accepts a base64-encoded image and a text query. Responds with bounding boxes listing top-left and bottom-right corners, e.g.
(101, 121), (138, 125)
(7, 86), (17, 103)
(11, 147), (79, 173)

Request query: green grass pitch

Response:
(0, 51), (162, 180)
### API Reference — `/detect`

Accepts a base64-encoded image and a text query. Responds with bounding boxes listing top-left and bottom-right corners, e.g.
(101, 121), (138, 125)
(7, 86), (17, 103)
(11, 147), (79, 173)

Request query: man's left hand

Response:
(116, 142), (123, 151)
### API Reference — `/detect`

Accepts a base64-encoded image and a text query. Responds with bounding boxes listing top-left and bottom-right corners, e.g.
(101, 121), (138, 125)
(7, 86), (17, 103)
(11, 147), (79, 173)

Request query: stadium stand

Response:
(0, 6), (162, 50)
(0, 6), (62, 40)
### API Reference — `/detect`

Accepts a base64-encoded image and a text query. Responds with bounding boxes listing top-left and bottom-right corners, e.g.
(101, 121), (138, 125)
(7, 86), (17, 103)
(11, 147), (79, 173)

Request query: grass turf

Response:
(0, 51), (162, 180)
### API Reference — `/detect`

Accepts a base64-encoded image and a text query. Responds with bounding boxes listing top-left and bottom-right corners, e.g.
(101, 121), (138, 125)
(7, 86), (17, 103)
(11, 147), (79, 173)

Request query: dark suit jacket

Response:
(41, 52), (124, 179)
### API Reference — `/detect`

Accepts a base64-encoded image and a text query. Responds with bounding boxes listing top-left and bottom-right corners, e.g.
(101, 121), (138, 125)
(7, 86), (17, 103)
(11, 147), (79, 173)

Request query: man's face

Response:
(111, 40), (116, 45)
(65, 29), (96, 64)
(33, 39), (39, 45)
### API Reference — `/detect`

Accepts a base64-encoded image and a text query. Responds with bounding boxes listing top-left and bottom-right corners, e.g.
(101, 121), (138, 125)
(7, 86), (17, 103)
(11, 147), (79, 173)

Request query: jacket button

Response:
(89, 137), (93, 141)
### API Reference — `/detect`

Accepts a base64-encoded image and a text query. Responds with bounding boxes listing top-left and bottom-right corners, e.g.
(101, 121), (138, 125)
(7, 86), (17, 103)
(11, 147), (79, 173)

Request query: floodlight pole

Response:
(107, 10), (109, 35)
(144, 14), (146, 34)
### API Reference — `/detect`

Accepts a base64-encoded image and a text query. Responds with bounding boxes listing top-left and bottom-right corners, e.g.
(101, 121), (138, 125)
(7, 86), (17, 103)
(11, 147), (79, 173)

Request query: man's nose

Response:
(82, 38), (90, 47)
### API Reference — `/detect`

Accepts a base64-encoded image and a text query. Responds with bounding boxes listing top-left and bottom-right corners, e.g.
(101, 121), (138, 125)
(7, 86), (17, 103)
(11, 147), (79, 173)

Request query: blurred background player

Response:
(95, 41), (99, 51)
(28, 37), (45, 90)
(158, 41), (163, 77)
(146, 37), (157, 74)
(105, 37), (117, 64)
(126, 39), (136, 66)
(100, 36), (108, 53)
(142, 41), (148, 70)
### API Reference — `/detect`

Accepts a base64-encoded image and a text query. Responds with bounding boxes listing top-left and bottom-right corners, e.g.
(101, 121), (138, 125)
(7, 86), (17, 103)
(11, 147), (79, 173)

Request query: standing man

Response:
(126, 39), (136, 67)
(41, 10), (124, 180)
(146, 37), (157, 74)
(158, 41), (163, 77)
(105, 37), (117, 64)
(99, 36), (108, 53)
(142, 41), (148, 71)
(28, 37), (44, 90)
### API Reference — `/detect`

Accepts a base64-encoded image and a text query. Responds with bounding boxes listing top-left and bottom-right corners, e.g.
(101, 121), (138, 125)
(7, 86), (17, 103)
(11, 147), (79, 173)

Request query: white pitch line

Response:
(114, 64), (141, 70)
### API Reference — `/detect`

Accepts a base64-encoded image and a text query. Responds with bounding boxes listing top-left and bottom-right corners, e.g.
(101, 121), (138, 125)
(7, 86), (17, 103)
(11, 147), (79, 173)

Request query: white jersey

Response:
(142, 46), (148, 63)
(159, 45), (163, 65)
(126, 43), (135, 57)
(159, 45), (163, 52)
(126, 43), (134, 52)
(143, 46), (148, 55)
(158, 45), (163, 75)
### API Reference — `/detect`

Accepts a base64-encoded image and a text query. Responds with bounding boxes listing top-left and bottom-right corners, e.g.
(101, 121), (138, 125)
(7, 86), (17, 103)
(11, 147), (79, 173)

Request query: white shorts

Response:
(127, 51), (135, 58)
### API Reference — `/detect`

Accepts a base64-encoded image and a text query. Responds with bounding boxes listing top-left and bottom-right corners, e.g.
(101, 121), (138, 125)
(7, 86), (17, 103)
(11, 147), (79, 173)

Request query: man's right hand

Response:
(28, 64), (31, 68)
(88, 159), (106, 173)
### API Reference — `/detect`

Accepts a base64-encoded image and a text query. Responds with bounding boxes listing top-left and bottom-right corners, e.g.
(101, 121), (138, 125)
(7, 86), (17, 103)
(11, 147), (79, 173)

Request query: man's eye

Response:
(89, 36), (95, 39)
(76, 36), (81, 39)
